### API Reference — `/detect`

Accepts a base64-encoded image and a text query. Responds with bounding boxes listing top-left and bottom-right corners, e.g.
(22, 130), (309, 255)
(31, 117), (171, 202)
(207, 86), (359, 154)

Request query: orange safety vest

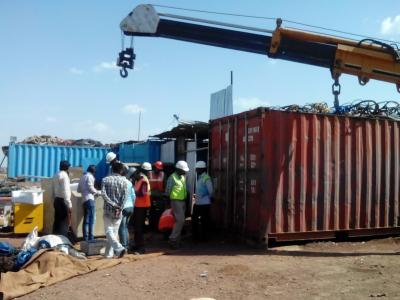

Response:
(149, 171), (165, 192)
(134, 175), (151, 208)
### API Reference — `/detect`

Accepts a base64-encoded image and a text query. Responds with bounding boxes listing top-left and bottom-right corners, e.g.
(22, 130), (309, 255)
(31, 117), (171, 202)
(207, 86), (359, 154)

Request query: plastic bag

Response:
(36, 235), (72, 248)
(15, 247), (37, 269)
(0, 242), (17, 256)
(55, 245), (86, 260)
(20, 226), (39, 251)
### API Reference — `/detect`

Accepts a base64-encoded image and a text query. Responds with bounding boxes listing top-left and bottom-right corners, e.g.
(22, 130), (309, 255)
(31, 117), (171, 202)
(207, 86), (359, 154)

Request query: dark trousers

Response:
(149, 196), (166, 232)
(133, 207), (148, 250)
(53, 197), (69, 237)
(192, 204), (211, 241)
(83, 200), (96, 241)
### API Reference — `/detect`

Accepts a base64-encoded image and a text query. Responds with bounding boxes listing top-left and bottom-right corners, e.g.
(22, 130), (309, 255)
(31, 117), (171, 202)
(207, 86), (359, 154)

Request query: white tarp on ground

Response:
(209, 85), (233, 120)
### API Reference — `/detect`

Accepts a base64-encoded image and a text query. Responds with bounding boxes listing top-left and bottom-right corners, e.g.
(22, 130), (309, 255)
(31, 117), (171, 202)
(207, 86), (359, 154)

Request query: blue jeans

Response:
(118, 207), (134, 248)
(83, 200), (96, 241)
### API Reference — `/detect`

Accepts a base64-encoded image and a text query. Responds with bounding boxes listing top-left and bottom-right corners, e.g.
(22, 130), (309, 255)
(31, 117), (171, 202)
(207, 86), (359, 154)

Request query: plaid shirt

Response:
(101, 174), (128, 217)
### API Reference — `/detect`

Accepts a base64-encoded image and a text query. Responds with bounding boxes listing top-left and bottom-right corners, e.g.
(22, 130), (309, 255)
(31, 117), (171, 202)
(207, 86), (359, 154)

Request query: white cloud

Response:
(234, 97), (270, 112)
(381, 15), (400, 35)
(45, 116), (57, 123)
(69, 67), (84, 75)
(92, 122), (110, 133)
(78, 120), (112, 134)
(123, 104), (146, 114)
(93, 61), (118, 72)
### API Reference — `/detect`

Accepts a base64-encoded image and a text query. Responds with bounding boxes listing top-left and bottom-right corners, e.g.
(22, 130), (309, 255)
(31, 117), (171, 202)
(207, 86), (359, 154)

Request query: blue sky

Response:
(1, 0), (400, 164)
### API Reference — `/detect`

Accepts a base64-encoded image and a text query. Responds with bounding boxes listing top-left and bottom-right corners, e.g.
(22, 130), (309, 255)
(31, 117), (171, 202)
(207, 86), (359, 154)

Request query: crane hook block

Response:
(117, 47), (136, 78)
(120, 67), (128, 78)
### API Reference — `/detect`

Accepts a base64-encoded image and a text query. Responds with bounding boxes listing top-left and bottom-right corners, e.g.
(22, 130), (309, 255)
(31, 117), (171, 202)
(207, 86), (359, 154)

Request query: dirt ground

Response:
(12, 234), (400, 300)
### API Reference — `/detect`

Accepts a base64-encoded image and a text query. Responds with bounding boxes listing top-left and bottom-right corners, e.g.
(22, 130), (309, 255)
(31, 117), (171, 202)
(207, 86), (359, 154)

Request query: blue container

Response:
(118, 141), (161, 164)
(7, 143), (111, 181)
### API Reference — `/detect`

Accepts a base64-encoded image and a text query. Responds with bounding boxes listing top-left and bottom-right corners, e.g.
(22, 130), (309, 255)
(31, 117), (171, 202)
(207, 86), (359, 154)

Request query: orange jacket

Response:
(134, 175), (151, 208)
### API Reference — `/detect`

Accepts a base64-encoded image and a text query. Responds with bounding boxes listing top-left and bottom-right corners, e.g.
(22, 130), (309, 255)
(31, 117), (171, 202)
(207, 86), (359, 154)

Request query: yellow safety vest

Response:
(170, 172), (187, 201)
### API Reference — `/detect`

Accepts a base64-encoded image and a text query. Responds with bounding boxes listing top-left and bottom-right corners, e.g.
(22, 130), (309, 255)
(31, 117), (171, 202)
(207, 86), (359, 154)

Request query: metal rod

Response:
(226, 120), (230, 228)
(184, 146), (209, 153)
(233, 116), (237, 228)
(243, 113), (248, 234)
(159, 13), (274, 34)
(18, 175), (51, 179)
(219, 121), (222, 224)
(138, 111), (141, 141)
(190, 132), (197, 214)
(0, 155), (6, 169)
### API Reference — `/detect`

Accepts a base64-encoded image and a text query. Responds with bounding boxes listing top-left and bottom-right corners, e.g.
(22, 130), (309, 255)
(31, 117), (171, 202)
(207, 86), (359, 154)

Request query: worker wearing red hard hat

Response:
(148, 161), (166, 231)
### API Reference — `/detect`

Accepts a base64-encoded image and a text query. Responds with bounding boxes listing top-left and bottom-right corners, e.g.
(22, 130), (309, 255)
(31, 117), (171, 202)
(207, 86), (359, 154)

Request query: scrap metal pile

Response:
(277, 100), (400, 120)
(20, 135), (105, 147)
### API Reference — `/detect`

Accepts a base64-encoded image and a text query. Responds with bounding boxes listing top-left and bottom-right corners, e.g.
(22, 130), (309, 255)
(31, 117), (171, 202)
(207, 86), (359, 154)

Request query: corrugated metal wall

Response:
(210, 108), (400, 244)
(118, 141), (161, 163)
(160, 141), (175, 163)
(7, 143), (110, 181)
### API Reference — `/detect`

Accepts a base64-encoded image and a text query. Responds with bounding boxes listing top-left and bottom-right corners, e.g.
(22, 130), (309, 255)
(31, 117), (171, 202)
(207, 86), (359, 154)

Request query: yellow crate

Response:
(13, 203), (44, 234)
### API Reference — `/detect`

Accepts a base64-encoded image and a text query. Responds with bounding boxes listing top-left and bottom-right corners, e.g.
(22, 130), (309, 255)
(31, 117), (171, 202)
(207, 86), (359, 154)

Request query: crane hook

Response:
(120, 67), (128, 78)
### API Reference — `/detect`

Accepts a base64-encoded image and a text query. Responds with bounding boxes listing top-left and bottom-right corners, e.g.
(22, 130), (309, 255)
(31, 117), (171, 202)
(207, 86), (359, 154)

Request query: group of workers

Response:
(51, 152), (214, 258)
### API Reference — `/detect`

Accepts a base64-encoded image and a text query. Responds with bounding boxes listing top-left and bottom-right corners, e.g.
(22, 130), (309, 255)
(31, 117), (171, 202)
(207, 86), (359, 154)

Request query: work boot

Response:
(168, 240), (179, 250)
(116, 248), (126, 258)
(130, 246), (145, 255)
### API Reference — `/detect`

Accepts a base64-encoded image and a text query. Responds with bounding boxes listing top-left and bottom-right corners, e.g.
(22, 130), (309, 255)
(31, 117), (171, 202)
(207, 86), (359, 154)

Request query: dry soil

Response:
(16, 235), (400, 300)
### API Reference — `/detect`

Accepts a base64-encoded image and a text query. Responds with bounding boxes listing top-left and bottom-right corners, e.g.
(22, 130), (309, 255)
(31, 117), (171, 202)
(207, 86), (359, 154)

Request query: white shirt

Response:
(53, 170), (72, 208)
(77, 172), (99, 202)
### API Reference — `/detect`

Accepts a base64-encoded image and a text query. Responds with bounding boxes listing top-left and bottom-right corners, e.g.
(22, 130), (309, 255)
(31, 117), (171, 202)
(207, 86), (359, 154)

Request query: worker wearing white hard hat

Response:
(140, 162), (152, 171)
(131, 162), (152, 254)
(105, 152), (117, 164)
(165, 160), (190, 248)
(175, 160), (189, 172)
(105, 152), (119, 176)
(195, 161), (207, 169)
(192, 161), (213, 242)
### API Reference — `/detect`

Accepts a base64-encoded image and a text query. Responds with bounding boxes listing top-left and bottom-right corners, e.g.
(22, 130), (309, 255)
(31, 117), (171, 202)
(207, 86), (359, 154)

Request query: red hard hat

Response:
(154, 161), (163, 170)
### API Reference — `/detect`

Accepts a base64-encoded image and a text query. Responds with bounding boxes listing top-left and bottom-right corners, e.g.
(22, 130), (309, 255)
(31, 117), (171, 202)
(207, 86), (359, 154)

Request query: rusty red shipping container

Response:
(209, 108), (400, 246)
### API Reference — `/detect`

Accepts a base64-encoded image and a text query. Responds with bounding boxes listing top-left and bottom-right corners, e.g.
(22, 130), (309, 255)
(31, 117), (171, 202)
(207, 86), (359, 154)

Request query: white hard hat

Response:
(105, 152), (117, 164)
(195, 161), (207, 169)
(175, 160), (189, 172)
(141, 162), (152, 171)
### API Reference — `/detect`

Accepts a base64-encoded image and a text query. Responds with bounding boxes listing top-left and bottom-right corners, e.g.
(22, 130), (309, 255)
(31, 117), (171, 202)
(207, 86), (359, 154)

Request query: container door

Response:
(210, 120), (232, 228)
(234, 112), (264, 242)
